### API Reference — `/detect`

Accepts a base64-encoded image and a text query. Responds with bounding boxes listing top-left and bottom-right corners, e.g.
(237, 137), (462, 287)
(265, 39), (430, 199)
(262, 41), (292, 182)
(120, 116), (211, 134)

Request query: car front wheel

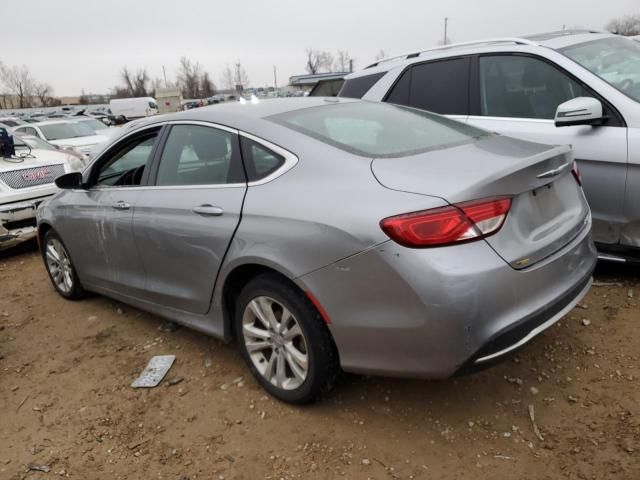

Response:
(235, 274), (339, 404)
(42, 230), (85, 300)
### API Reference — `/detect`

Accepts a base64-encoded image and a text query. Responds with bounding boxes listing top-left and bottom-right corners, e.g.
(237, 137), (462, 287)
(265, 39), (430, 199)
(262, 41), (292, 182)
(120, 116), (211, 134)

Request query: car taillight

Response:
(380, 197), (512, 248)
(571, 161), (582, 186)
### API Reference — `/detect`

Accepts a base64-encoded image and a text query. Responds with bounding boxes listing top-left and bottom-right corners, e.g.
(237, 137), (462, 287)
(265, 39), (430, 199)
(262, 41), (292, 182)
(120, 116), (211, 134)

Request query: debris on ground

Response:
(131, 355), (176, 388)
(27, 463), (50, 473)
(159, 320), (180, 333)
(528, 404), (544, 442)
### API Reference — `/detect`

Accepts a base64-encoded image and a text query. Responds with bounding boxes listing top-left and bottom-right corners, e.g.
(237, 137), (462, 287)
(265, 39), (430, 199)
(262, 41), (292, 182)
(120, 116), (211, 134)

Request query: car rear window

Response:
(270, 101), (488, 158)
(338, 72), (386, 99)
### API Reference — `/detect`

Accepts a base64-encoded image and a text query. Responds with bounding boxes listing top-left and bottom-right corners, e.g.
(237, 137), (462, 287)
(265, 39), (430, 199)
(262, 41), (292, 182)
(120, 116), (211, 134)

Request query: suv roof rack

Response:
(524, 29), (606, 40)
(366, 37), (540, 69)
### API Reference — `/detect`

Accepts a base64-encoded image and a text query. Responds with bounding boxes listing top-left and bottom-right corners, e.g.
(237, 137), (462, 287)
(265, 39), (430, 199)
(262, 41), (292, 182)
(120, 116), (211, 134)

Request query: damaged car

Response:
(38, 98), (597, 403)
(0, 130), (85, 251)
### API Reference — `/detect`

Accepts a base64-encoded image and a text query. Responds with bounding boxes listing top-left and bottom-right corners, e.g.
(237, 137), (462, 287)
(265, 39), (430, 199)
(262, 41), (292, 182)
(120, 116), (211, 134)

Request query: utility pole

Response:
(443, 17), (449, 45)
(273, 65), (278, 89)
(349, 59), (353, 73)
(162, 65), (168, 88)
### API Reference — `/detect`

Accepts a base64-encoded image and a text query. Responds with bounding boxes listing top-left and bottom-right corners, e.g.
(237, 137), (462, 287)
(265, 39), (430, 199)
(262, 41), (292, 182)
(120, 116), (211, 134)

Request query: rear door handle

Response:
(192, 205), (224, 216)
(112, 201), (131, 210)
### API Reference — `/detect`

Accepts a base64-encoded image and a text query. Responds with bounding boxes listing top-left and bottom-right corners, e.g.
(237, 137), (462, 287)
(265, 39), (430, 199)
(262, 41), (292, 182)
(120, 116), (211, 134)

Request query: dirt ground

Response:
(0, 243), (638, 480)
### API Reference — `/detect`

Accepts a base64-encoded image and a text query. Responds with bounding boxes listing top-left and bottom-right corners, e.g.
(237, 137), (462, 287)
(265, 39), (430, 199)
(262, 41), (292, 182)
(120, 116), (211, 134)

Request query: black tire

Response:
(42, 230), (85, 300)
(234, 273), (339, 404)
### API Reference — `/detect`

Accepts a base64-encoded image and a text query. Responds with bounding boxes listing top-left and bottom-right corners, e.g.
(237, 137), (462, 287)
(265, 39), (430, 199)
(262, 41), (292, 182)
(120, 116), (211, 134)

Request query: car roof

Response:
(19, 119), (78, 127)
(349, 30), (615, 78)
(128, 97), (360, 132)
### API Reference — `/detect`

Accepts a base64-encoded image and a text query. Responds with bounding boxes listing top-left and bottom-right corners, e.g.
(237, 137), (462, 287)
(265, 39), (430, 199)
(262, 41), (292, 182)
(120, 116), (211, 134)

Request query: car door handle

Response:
(192, 205), (224, 216)
(112, 201), (131, 210)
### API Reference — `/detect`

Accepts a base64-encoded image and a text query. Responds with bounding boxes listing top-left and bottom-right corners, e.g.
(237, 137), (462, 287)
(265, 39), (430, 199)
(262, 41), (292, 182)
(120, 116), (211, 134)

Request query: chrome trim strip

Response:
(536, 162), (569, 179)
(597, 253), (627, 263)
(474, 278), (592, 364)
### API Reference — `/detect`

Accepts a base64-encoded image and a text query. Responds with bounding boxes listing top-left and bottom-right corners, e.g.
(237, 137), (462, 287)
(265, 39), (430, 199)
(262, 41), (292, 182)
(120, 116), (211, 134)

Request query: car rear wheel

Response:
(235, 273), (339, 404)
(42, 230), (85, 300)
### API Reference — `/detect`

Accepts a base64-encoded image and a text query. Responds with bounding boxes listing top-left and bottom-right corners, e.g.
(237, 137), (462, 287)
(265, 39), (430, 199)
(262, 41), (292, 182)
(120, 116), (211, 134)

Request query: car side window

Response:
(240, 137), (285, 182)
(155, 124), (243, 186)
(385, 58), (470, 115)
(479, 55), (588, 119)
(94, 130), (159, 187)
(21, 127), (38, 136)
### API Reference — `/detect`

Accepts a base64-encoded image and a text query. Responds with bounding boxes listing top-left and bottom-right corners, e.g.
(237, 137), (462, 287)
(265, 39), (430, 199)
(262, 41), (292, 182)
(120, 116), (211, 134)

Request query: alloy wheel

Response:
(45, 238), (74, 294)
(242, 296), (309, 390)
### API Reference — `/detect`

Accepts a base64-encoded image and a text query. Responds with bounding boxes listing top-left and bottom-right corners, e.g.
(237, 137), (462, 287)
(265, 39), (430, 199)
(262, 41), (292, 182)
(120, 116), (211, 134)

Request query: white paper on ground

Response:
(131, 355), (176, 388)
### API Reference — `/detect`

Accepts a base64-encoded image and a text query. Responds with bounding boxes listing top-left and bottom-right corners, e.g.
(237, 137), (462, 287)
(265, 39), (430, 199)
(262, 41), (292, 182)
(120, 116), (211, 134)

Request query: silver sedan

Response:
(37, 98), (597, 403)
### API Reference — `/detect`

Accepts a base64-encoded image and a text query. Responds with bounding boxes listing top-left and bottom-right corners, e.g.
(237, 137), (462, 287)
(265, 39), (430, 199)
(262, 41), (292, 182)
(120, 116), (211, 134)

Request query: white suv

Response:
(341, 30), (640, 261)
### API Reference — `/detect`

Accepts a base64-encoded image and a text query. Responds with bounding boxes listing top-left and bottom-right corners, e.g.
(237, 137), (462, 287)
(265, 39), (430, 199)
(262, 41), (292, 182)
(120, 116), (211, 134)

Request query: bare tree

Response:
(374, 49), (388, 61)
(34, 82), (53, 107)
(177, 56), (202, 98)
(334, 50), (354, 72)
(221, 62), (249, 91)
(0, 64), (36, 108)
(200, 71), (216, 97)
(119, 67), (150, 97)
(305, 49), (336, 74)
(606, 14), (640, 36)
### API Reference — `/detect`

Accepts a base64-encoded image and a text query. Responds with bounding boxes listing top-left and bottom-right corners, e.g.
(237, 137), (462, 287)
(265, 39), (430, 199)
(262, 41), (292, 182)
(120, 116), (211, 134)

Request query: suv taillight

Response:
(380, 197), (512, 248)
(571, 161), (582, 186)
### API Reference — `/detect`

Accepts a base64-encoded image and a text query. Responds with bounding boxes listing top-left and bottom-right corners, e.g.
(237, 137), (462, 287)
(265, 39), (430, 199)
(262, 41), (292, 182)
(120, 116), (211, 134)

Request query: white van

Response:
(109, 97), (158, 120)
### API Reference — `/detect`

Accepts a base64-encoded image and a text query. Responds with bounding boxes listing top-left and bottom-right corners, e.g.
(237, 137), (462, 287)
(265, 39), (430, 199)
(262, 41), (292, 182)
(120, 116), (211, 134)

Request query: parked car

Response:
(12, 120), (109, 161)
(308, 78), (345, 97)
(0, 130), (83, 251)
(109, 97), (159, 121)
(74, 117), (116, 135)
(38, 98), (596, 403)
(340, 30), (640, 261)
(0, 116), (26, 128)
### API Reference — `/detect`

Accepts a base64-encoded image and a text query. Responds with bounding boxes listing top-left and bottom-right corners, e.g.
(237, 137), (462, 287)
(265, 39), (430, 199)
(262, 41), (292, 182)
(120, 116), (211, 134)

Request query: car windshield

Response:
(270, 101), (488, 158)
(79, 118), (108, 130)
(39, 122), (96, 140)
(561, 37), (640, 103)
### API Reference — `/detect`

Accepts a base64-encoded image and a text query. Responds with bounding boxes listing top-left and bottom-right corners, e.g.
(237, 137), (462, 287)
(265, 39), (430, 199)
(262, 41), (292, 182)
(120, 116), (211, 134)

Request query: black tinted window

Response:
(385, 69), (411, 105)
(156, 125), (242, 186)
(338, 72), (386, 99)
(405, 58), (470, 114)
(241, 137), (285, 181)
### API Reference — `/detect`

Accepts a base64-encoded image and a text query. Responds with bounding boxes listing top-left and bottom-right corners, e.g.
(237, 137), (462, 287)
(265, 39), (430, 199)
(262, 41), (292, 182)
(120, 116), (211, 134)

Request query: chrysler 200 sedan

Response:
(37, 98), (597, 403)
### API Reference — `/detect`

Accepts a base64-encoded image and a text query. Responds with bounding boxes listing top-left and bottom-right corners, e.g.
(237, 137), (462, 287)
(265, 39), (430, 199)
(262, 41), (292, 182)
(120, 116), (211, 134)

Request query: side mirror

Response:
(55, 171), (83, 189)
(555, 97), (605, 127)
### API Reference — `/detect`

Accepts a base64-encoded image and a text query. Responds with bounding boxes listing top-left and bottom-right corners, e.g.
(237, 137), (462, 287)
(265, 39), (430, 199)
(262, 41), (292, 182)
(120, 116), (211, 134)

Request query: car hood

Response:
(0, 148), (69, 174)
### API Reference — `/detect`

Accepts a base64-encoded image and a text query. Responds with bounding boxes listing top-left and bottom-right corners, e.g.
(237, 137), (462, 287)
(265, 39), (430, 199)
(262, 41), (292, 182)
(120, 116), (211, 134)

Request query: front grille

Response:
(3, 217), (36, 231)
(0, 164), (65, 189)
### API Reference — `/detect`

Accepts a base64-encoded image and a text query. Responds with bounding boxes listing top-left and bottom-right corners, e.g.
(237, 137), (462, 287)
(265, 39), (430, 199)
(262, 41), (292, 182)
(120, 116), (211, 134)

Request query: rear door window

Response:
(386, 58), (470, 115)
(155, 124), (244, 186)
(338, 72), (386, 99)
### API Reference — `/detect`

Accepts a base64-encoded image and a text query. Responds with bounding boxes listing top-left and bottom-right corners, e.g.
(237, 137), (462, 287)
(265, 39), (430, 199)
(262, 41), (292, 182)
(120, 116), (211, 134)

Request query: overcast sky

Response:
(3, 0), (638, 96)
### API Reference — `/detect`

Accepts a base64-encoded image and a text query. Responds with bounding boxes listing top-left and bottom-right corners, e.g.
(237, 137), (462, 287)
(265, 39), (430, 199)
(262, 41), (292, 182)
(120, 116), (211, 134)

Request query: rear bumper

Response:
(299, 221), (597, 378)
(455, 271), (592, 375)
(0, 197), (50, 250)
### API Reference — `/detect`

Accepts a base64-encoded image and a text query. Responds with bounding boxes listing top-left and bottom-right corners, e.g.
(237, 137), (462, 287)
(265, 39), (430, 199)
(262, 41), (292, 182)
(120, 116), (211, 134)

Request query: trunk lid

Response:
(371, 135), (590, 269)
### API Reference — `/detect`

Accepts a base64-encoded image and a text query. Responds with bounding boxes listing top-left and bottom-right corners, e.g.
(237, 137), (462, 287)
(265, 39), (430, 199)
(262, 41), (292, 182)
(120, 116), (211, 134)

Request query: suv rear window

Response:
(338, 72), (386, 99)
(270, 101), (487, 158)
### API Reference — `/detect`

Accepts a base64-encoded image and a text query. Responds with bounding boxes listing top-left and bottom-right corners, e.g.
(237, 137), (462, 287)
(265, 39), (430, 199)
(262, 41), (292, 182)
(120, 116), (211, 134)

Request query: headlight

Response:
(66, 154), (85, 172)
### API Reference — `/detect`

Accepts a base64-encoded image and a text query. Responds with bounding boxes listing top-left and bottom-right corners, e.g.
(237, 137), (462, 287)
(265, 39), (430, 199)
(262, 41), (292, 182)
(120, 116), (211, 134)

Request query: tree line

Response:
(0, 62), (57, 109)
(109, 57), (250, 101)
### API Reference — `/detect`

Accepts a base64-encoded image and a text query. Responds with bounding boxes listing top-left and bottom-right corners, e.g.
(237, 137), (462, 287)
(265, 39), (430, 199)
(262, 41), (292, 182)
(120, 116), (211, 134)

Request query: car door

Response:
(465, 54), (628, 246)
(57, 125), (162, 294)
(132, 122), (246, 314)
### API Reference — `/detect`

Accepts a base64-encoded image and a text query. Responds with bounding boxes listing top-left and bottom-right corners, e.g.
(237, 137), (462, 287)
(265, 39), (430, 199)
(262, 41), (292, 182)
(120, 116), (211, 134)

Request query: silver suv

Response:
(341, 30), (640, 261)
